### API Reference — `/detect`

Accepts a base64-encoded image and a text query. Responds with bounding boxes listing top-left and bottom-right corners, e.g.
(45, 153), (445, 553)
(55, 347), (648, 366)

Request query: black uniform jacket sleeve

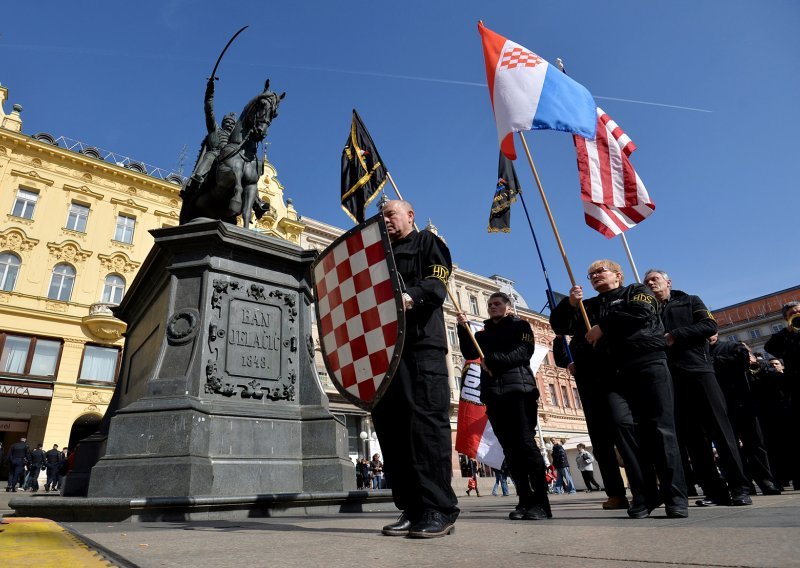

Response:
(402, 230), (451, 308)
(666, 293), (718, 346)
(456, 318), (536, 370)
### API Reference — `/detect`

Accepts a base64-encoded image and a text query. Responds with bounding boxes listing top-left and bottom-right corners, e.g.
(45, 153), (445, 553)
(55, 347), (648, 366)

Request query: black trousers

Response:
(728, 403), (777, 491)
(485, 391), (551, 516)
(607, 359), (687, 508)
(672, 369), (749, 498)
(372, 349), (459, 520)
(574, 372), (627, 498)
(581, 469), (602, 491)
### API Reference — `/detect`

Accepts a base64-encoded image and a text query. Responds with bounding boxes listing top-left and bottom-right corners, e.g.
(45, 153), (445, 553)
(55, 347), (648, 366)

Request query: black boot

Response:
(382, 512), (417, 536)
(407, 510), (455, 538)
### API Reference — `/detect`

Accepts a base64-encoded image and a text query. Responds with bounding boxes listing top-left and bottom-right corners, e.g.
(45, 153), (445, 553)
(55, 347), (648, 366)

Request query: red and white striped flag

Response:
(574, 108), (655, 238)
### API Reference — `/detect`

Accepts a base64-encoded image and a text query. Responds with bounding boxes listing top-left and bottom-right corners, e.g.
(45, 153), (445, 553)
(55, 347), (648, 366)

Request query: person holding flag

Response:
(457, 292), (551, 521)
(550, 260), (688, 519)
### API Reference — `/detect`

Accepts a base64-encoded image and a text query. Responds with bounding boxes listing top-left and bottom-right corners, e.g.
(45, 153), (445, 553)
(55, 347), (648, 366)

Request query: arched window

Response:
(102, 274), (126, 304)
(0, 252), (21, 292)
(48, 263), (76, 301)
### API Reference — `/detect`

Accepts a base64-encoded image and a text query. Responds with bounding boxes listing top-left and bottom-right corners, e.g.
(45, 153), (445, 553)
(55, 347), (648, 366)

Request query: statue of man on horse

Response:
(179, 27), (286, 230)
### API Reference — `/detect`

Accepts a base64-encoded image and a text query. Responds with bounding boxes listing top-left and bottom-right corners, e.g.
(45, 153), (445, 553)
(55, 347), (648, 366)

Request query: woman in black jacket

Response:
(550, 259), (687, 519)
(457, 292), (551, 521)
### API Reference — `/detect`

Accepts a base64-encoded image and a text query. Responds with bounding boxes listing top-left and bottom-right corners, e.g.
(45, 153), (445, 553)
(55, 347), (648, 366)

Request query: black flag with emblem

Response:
(488, 151), (521, 233)
(341, 110), (388, 223)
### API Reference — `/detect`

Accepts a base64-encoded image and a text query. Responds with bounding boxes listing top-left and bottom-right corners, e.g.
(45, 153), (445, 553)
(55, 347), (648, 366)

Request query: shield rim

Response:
(311, 213), (405, 411)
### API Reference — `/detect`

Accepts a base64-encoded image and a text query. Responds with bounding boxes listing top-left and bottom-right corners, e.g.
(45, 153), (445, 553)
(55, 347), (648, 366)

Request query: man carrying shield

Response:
(375, 199), (459, 539)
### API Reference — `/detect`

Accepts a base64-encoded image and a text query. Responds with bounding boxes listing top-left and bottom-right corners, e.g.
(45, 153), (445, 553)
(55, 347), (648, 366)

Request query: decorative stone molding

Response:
(110, 197), (147, 213)
(97, 252), (139, 274)
(0, 227), (39, 253)
(46, 240), (92, 263)
(63, 184), (104, 201)
(74, 389), (111, 404)
(45, 301), (68, 312)
(0, 292), (9, 303)
(10, 168), (55, 186)
(154, 209), (179, 221)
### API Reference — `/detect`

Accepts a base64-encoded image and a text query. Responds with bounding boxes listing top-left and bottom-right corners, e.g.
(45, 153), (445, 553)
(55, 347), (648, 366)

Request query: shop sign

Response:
(0, 384), (54, 399)
(0, 420), (28, 432)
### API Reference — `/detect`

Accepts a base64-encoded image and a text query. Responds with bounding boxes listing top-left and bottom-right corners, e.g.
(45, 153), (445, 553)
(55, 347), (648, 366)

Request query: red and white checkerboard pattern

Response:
(499, 47), (543, 70)
(314, 221), (399, 403)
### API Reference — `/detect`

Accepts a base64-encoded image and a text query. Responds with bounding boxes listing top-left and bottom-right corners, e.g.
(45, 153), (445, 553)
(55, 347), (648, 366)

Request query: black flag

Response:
(488, 151), (521, 233)
(341, 110), (388, 223)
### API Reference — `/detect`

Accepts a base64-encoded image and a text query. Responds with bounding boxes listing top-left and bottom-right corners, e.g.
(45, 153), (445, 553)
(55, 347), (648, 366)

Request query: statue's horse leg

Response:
(240, 162), (261, 230)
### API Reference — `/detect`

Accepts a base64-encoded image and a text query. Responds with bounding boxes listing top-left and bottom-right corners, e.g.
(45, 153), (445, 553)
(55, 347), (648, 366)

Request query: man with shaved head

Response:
(373, 199), (459, 538)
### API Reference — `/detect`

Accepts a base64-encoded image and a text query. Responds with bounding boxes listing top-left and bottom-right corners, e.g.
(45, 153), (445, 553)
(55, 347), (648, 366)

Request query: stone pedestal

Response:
(86, 220), (353, 498)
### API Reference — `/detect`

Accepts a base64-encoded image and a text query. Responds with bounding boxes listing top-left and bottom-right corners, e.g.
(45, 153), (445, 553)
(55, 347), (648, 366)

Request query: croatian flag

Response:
(478, 21), (597, 160)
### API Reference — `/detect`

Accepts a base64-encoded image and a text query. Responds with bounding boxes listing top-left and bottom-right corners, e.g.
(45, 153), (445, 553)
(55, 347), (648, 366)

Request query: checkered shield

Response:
(312, 214), (405, 411)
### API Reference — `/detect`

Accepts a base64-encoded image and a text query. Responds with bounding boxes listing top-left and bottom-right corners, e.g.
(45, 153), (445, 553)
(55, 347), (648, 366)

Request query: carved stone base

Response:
(82, 220), (353, 499)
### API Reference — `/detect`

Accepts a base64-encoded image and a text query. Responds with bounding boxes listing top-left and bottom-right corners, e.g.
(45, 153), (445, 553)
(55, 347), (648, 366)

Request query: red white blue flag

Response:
(478, 21), (597, 160)
(574, 108), (655, 238)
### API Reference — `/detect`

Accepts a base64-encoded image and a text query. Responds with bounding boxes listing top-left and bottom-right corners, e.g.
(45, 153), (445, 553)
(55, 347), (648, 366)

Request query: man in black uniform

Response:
(44, 444), (62, 492)
(764, 300), (800, 491)
(27, 442), (45, 492)
(550, 259), (687, 518)
(5, 436), (29, 492)
(456, 292), (551, 520)
(552, 335), (630, 510)
(373, 199), (459, 538)
(710, 337), (782, 494)
(644, 269), (754, 506)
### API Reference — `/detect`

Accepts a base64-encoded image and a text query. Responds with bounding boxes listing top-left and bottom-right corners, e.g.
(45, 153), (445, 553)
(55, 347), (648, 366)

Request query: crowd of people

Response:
(547, 261), (797, 519)
(3, 438), (71, 493)
(354, 454), (385, 490)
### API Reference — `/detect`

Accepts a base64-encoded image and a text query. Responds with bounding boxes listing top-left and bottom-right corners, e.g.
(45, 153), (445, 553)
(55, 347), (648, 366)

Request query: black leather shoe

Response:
(522, 506), (548, 520)
(407, 510), (455, 538)
(759, 483), (782, 496)
(628, 498), (661, 519)
(382, 512), (416, 536)
(665, 506), (689, 518)
(508, 507), (527, 520)
(731, 493), (753, 506)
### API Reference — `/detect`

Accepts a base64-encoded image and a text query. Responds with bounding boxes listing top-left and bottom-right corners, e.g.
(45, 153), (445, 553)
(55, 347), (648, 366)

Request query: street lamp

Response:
(359, 431), (368, 458)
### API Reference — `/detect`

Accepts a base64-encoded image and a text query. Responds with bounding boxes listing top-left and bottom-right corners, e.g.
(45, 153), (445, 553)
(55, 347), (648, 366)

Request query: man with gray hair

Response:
(765, 300), (800, 490)
(644, 269), (754, 506)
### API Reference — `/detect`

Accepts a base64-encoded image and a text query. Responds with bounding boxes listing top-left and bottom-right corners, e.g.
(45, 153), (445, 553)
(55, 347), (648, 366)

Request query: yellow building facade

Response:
(0, 83), (302, 457)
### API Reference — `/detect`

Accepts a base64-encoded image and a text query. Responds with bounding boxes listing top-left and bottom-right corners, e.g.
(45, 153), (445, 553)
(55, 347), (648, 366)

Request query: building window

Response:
(749, 329), (762, 339)
(102, 274), (125, 304)
(469, 295), (479, 315)
(0, 333), (62, 378)
(561, 385), (571, 408)
(729, 334), (739, 342)
(11, 189), (38, 219)
(114, 214), (136, 244)
(65, 202), (90, 232)
(772, 324), (784, 333)
(48, 263), (76, 301)
(0, 252), (21, 291)
(446, 324), (458, 347)
(78, 345), (120, 383)
(573, 387), (582, 409)
(547, 384), (558, 405)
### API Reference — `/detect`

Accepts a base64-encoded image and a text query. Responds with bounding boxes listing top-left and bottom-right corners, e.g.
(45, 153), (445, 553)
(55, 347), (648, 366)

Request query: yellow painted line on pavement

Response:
(0, 517), (116, 567)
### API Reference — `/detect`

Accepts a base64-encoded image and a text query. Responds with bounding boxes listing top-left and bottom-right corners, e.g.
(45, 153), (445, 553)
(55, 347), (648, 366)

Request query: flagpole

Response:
(386, 170), (485, 358)
(517, 132), (592, 331)
(619, 233), (641, 283)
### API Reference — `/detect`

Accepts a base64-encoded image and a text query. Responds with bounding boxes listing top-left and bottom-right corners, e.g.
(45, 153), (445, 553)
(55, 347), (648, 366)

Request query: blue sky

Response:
(2, 1), (798, 312)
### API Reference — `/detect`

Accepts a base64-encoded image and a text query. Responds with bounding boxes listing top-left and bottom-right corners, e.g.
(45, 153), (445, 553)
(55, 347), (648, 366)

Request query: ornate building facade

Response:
(0, 83), (302, 457)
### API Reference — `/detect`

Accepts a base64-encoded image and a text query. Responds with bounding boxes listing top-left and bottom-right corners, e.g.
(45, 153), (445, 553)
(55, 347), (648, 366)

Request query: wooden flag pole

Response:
(619, 233), (641, 283)
(517, 131), (592, 331)
(386, 171), (484, 358)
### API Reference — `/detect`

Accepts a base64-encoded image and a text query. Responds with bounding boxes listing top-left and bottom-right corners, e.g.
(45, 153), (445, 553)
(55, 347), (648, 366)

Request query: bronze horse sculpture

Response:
(180, 80), (285, 229)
